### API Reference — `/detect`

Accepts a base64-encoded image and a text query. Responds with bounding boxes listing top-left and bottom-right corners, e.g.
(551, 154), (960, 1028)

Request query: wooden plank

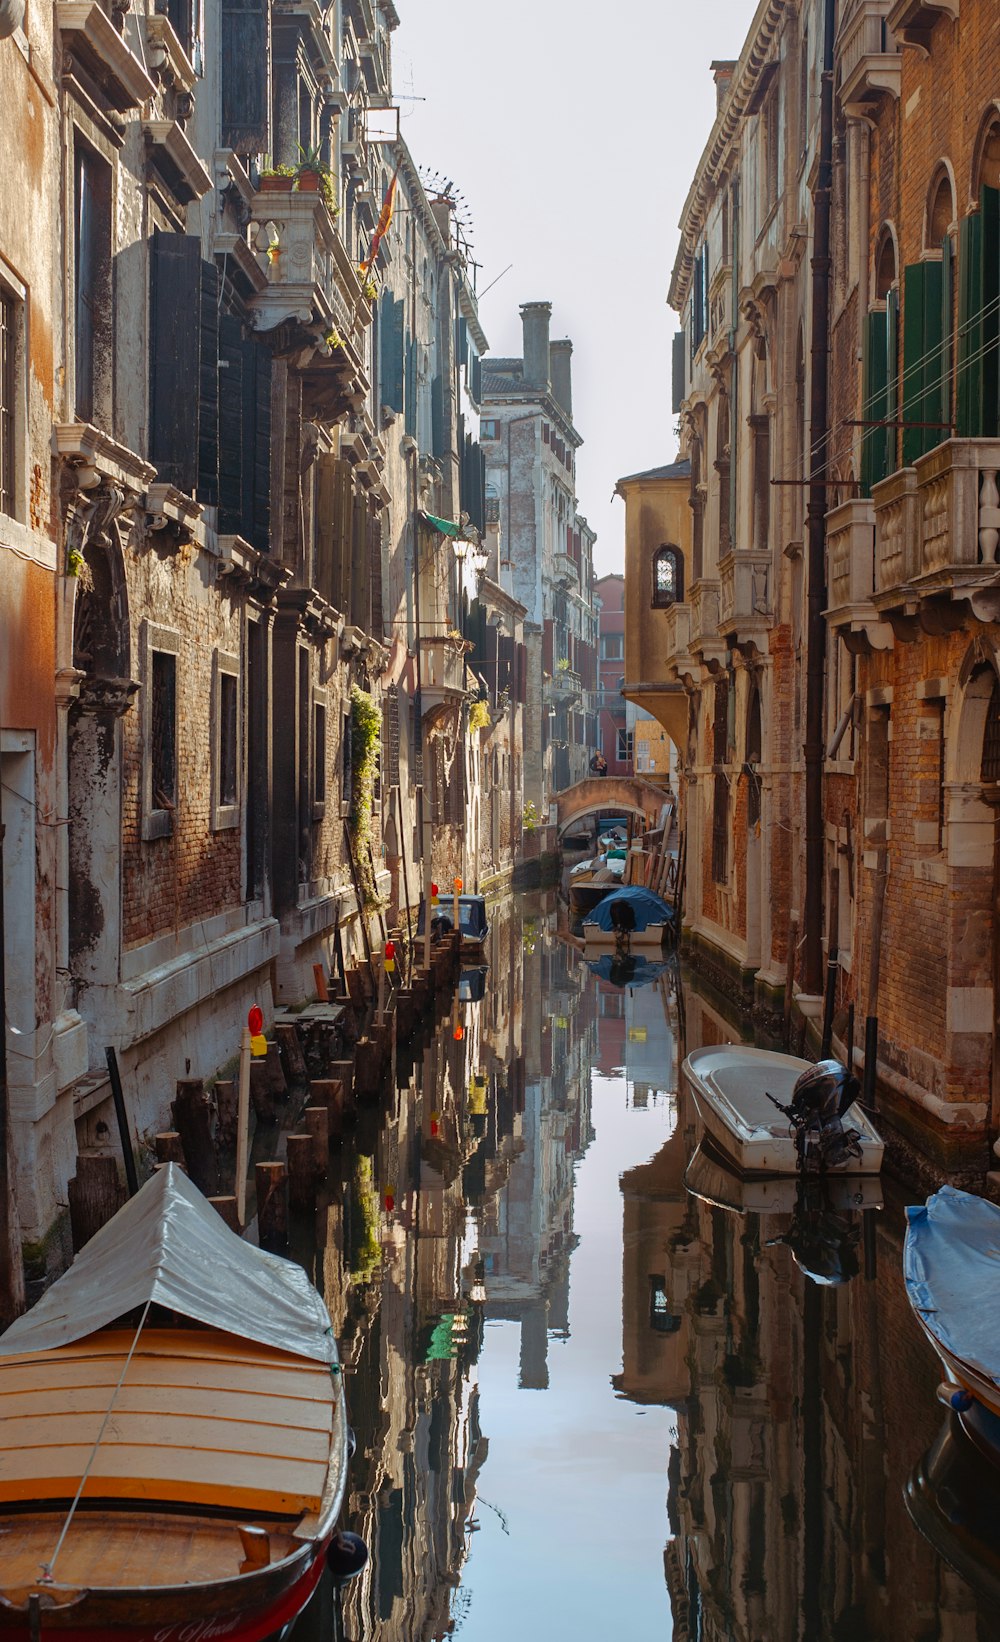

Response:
(0, 1327), (327, 1369)
(0, 1411), (330, 1464)
(0, 1445), (329, 1512)
(0, 1383), (332, 1429)
(0, 1355), (331, 1401)
(0, 1513), (301, 1589)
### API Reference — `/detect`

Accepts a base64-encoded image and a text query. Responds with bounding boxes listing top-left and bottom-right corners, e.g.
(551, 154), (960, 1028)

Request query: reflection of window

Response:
(652, 546), (683, 608)
(649, 1275), (681, 1334)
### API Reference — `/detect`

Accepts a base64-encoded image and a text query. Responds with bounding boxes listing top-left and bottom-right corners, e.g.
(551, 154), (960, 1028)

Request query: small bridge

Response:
(555, 776), (671, 836)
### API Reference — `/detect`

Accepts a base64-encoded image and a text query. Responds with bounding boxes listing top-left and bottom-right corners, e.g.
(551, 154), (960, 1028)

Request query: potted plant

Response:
(258, 162), (295, 193)
(295, 145), (338, 215)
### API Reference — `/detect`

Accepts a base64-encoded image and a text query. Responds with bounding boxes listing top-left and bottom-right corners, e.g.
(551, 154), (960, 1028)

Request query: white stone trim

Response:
(120, 914), (280, 1045)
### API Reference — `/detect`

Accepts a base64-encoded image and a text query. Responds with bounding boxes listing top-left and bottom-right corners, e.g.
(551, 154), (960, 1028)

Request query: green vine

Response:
(348, 683), (384, 909)
(348, 1153), (382, 1282)
(468, 698), (491, 735)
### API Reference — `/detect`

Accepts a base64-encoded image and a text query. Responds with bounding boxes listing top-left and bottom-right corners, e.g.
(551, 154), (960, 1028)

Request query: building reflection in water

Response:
(621, 983), (999, 1642)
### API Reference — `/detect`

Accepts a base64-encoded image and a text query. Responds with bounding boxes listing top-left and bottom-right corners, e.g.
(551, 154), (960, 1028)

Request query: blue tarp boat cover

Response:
(582, 885), (675, 934)
(904, 1185), (1000, 1383)
(586, 954), (670, 990)
(416, 895), (489, 941)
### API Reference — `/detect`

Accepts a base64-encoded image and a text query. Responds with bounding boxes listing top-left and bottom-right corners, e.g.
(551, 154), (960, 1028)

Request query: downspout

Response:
(803, 0), (836, 996)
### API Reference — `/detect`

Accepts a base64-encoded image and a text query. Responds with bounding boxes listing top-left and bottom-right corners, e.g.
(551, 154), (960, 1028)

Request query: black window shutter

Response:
(149, 231), (201, 492)
(218, 312), (244, 534)
(672, 331), (686, 413)
(220, 0), (269, 155)
(241, 339), (272, 552)
(471, 351), (482, 405)
(197, 261), (219, 505)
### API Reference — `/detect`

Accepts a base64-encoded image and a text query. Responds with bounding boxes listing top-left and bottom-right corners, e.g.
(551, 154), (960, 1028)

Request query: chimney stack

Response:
(711, 59), (737, 112)
(520, 301), (552, 391)
(549, 339), (573, 418)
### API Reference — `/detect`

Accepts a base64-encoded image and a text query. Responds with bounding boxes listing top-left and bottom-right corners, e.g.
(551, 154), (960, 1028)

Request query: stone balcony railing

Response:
(873, 439), (1000, 631)
(718, 549), (773, 646)
(551, 551), (577, 586)
(248, 189), (366, 341)
(825, 498), (892, 651)
(688, 578), (726, 668)
(546, 667), (583, 703)
(662, 601), (693, 673)
(838, 0), (899, 116)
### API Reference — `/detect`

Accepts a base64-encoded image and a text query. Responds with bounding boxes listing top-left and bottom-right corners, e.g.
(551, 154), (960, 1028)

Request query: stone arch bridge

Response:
(555, 776), (671, 836)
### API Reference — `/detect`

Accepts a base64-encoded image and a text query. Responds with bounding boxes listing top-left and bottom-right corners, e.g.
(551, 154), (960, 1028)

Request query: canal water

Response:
(286, 894), (1000, 1641)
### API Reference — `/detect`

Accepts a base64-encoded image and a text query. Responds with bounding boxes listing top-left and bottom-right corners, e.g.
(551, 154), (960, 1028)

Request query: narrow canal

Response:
(285, 894), (1000, 1640)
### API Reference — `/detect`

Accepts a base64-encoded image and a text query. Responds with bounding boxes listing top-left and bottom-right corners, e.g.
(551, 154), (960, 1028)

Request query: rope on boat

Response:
(40, 1299), (152, 1583)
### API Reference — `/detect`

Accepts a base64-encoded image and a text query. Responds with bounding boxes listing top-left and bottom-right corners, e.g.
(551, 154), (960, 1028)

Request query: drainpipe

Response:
(803, 0), (836, 996)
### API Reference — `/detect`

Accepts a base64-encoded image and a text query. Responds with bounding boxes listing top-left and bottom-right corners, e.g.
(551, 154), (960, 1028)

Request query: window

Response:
(142, 625), (180, 841)
(341, 711), (352, 807)
(712, 772), (728, 884)
(481, 418), (499, 439)
(958, 180), (1000, 439)
(313, 700), (327, 810)
(616, 729), (633, 763)
(652, 545), (683, 608)
(691, 241), (709, 353)
(74, 144), (110, 425)
(861, 231), (900, 494)
(649, 1276), (680, 1335)
(0, 280), (21, 519)
(209, 651), (240, 830)
(219, 675), (237, 805)
(600, 633), (624, 660)
(760, 89), (780, 224)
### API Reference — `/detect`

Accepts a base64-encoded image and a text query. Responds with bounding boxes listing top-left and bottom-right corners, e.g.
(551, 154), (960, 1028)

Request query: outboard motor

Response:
(769, 1058), (863, 1173)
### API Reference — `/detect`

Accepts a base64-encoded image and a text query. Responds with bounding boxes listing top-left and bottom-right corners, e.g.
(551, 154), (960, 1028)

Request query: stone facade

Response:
(0, 0), (522, 1270)
(481, 303), (598, 816)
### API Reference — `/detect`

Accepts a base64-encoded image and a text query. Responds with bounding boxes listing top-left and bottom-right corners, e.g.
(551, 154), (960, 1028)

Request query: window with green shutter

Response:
(861, 297), (898, 495)
(957, 187), (1000, 437)
(902, 260), (944, 465)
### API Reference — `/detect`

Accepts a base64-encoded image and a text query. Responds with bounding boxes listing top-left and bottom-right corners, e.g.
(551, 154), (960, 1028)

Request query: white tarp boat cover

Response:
(904, 1185), (1000, 1385)
(0, 1163), (336, 1364)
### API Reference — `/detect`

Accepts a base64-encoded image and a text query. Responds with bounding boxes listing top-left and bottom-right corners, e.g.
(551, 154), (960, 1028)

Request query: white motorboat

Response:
(683, 1045), (884, 1176)
(685, 1140), (884, 1212)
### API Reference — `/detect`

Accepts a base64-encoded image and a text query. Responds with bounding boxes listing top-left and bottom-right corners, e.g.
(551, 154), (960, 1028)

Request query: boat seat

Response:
(0, 1329), (335, 1516)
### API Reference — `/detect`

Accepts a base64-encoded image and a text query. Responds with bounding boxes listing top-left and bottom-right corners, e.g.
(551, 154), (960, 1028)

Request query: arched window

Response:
(959, 115), (1000, 439)
(652, 545), (683, 608)
(904, 168), (956, 464)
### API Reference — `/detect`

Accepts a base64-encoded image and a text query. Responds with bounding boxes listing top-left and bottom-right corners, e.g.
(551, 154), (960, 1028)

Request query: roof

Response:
(616, 459), (691, 488)
(0, 1165), (337, 1364)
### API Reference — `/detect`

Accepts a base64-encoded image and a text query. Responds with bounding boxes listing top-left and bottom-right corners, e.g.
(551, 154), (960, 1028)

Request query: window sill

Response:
(211, 804), (240, 833)
(142, 808), (174, 842)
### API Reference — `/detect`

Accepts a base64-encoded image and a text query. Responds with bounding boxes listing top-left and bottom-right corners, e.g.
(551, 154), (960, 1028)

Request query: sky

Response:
(392, 0), (760, 575)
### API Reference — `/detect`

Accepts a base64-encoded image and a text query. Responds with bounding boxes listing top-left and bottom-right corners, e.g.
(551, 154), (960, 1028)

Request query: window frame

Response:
(312, 688), (328, 819)
(0, 263), (26, 523)
(211, 649), (241, 832)
(142, 622), (181, 842)
(652, 545), (683, 609)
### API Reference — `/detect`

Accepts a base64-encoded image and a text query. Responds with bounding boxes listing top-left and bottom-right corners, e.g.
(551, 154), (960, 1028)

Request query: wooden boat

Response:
(0, 1164), (349, 1641)
(417, 894), (489, 954)
(904, 1185), (1000, 1421)
(685, 1140), (884, 1213)
(683, 1045), (884, 1176)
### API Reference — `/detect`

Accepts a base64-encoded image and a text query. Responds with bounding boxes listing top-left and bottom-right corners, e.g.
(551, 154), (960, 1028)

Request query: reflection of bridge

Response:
(555, 776), (670, 835)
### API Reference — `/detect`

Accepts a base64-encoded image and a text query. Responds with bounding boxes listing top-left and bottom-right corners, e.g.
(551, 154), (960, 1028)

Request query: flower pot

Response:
(295, 170), (321, 191)
(259, 174), (293, 192)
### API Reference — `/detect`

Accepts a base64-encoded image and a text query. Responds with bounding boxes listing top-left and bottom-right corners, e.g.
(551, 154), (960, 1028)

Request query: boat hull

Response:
(0, 1539), (326, 1641)
(569, 882), (614, 918)
(906, 1409), (1000, 1611)
(684, 1046), (884, 1176)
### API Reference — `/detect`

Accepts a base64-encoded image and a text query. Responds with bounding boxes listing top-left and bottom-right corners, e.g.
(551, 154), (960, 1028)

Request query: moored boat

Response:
(0, 1164), (349, 1641)
(683, 1045), (884, 1176)
(685, 1139), (884, 1213)
(417, 893), (490, 954)
(581, 886), (675, 949)
(904, 1185), (1000, 1422)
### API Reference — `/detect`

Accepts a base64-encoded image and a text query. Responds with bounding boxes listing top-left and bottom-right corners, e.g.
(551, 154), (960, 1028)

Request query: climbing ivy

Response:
(348, 684), (384, 910)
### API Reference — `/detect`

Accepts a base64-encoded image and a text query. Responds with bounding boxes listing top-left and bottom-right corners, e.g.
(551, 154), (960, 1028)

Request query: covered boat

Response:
(0, 1164), (349, 1641)
(416, 894), (489, 952)
(904, 1186), (1000, 1420)
(582, 885), (675, 948)
(683, 1045), (884, 1176)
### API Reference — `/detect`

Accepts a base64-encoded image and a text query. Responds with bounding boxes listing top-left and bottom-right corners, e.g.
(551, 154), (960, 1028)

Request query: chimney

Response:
(711, 59), (737, 111)
(550, 339), (573, 418)
(520, 301), (552, 391)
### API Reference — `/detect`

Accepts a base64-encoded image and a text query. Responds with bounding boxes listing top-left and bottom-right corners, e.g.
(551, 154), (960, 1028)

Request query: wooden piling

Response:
(68, 1155), (126, 1253)
(310, 1079), (345, 1142)
(275, 1024), (307, 1083)
(171, 1079), (220, 1195)
(154, 1131), (185, 1165)
(353, 1038), (382, 1100)
(214, 1080), (238, 1152)
(286, 1134), (317, 1211)
(249, 1061), (275, 1123)
(345, 967), (368, 1009)
(255, 1161), (287, 1250)
(208, 1195), (240, 1232)
(264, 1042), (288, 1099)
(327, 1060), (355, 1110)
(302, 1105), (330, 1170)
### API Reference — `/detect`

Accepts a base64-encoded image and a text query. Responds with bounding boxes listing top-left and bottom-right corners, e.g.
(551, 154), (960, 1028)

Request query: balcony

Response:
(552, 551), (577, 587)
(662, 601), (696, 679)
(825, 499), (892, 652)
(57, 0), (156, 109)
(420, 636), (469, 724)
(873, 440), (1000, 633)
(886, 0), (958, 53)
(718, 550), (773, 648)
(248, 189), (365, 341)
(838, 0), (900, 116)
(546, 666), (583, 705)
(688, 578), (726, 669)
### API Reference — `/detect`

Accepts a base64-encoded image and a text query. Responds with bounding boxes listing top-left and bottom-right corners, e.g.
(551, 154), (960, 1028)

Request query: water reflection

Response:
(283, 899), (1000, 1641)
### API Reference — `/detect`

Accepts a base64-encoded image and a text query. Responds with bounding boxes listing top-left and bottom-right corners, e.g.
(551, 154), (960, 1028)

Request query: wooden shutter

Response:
(245, 340), (272, 553)
(368, 507), (384, 639)
(985, 187), (1000, 438)
(149, 232), (201, 493)
(471, 352), (482, 404)
(404, 335), (416, 436)
(672, 331), (685, 413)
(958, 209), (984, 437)
(380, 294), (404, 413)
(861, 307), (889, 496)
(431, 373), (445, 458)
(218, 313), (243, 532)
(516, 642), (527, 704)
(314, 454), (338, 607)
(198, 260), (220, 505)
(902, 263), (944, 466)
(220, 0), (269, 155)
